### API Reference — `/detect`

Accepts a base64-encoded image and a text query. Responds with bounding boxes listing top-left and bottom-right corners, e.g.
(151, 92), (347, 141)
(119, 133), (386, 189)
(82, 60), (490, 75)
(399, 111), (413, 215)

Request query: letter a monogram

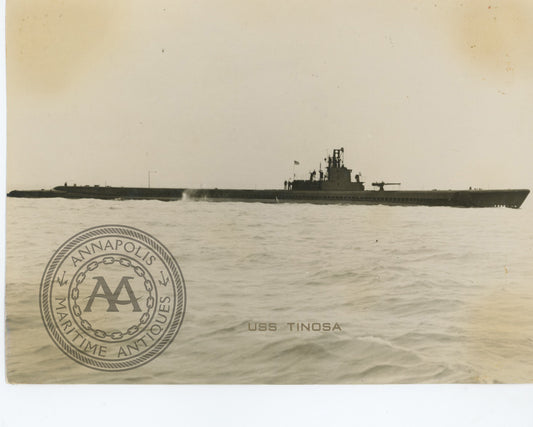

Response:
(84, 276), (142, 312)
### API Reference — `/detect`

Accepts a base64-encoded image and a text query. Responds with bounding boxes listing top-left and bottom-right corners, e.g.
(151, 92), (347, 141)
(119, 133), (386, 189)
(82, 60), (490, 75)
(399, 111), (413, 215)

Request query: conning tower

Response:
(290, 147), (365, 191)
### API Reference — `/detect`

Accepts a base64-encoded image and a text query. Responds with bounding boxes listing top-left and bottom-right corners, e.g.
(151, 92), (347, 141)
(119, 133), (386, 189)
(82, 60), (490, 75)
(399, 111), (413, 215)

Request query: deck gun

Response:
(372, 182), (401, 191)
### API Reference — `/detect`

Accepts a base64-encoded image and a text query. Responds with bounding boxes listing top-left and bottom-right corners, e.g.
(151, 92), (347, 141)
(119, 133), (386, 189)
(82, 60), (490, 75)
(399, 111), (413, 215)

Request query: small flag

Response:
(294, 160), (300, 165)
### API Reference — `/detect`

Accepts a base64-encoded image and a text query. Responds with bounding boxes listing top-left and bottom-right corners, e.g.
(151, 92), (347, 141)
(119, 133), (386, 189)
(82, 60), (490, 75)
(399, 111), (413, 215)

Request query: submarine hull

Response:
(7, 186), (186, 201)
(7, 186), (529, 208)
(185, 188), (530, 208)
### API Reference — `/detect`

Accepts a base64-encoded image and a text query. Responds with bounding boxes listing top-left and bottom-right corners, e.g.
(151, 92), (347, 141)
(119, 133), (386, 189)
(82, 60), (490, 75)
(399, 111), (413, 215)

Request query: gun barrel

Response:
(371, 182), (401, 186)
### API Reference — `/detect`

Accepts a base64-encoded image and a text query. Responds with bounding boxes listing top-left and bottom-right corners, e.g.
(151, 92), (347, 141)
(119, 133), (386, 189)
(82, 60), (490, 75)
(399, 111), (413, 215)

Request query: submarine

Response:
(7, 148), (530, 208)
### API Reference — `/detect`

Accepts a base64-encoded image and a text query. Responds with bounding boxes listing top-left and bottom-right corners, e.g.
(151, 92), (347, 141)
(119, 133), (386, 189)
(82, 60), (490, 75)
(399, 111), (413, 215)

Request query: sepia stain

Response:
(465, 287), (533, 382)
(452, 0), (533, 79)
(6, 0), (124, 94)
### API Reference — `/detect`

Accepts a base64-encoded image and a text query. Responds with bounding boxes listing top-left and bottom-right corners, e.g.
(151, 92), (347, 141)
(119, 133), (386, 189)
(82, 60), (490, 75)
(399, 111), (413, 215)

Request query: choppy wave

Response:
(5, 198), (533, 383)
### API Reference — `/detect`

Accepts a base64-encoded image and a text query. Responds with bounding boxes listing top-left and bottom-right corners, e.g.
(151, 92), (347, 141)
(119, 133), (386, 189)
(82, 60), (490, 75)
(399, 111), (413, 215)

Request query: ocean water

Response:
(5, 198), (533, 383)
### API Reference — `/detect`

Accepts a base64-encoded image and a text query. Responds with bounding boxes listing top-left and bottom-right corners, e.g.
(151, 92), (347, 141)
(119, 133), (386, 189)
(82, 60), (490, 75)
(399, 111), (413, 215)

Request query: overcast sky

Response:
(6, 0), (533, 190)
